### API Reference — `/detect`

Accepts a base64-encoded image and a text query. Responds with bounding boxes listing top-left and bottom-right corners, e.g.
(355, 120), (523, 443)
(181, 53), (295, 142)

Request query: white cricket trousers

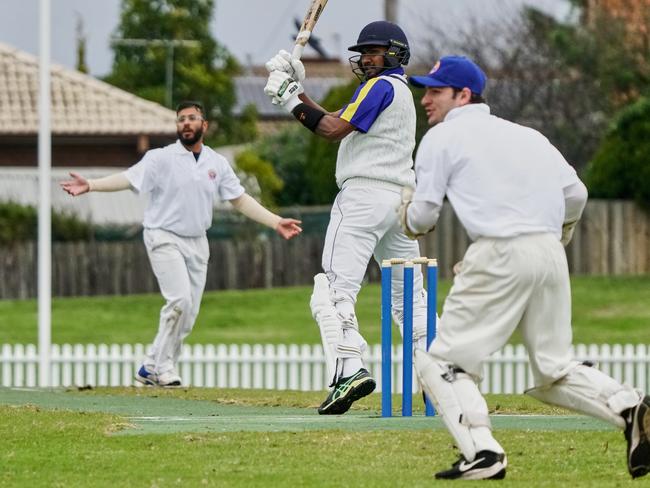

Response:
(142, 228), (209, 375)
(322, 183), (428, 346)
(430, 232), (573, 384)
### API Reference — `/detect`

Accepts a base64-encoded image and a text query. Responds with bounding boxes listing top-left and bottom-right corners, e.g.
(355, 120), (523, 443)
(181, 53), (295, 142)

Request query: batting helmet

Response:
(349, 21), (410, 65)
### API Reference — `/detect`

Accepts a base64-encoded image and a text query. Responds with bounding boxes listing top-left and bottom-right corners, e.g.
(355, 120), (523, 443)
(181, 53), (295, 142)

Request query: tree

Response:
(251, 126), (312, 206)
(413, 2), (650, 171)
(104, 0), (253, 144)
(584, 97), (650, 208)
(234, 149), (284, 208)
(75, 13), (88, 74)
(0, 202), (93, 244)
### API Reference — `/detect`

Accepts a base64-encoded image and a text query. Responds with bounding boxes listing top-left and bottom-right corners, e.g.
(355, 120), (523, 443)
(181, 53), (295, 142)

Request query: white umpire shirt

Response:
(412, 104), (581, 241)
(124, 140), (245, 237)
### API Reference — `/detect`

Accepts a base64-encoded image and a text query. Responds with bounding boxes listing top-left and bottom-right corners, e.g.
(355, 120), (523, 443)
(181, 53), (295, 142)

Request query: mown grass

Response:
(1, 275), (649, 345)
(2, 275), (647, 486)
(0, 388), (638, 487)
(71, 388), (571, 415)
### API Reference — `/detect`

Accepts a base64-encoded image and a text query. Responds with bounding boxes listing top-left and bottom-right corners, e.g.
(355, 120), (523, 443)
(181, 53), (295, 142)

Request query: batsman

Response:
(264, 21), (430, 415)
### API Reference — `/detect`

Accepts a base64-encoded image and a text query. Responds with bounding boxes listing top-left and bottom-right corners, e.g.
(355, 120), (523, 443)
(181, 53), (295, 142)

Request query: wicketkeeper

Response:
(401, 55), (650, 480)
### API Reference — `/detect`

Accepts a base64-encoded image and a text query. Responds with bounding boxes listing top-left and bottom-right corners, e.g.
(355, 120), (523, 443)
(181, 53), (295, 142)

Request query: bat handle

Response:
(291, 43), (305, 60)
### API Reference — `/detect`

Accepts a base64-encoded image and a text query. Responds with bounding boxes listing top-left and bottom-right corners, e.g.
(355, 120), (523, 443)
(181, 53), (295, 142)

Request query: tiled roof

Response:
(0, 42), (177, 136)
(233, 76), (349, 117)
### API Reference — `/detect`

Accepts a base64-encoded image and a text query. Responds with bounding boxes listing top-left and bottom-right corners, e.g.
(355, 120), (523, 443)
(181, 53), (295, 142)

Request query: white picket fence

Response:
(2, 343), (649, 393)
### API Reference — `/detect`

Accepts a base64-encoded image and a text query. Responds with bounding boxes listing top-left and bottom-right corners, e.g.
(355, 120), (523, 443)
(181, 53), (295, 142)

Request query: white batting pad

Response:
(414, 349), (503, 461)
(526, 362), (641, 429)
(310, 274), (341, 384)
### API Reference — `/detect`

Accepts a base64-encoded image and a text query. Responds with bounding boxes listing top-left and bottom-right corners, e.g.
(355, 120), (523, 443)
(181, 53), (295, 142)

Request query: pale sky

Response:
(0, 0), (570, 76)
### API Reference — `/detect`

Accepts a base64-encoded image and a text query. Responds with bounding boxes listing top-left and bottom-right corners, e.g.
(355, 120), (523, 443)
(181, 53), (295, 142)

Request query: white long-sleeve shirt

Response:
(409, 104), (585, 241)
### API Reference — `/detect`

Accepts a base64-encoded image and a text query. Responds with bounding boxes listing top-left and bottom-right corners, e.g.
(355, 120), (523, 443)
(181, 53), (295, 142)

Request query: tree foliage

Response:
(251, 126), (311, 206)
(0, 202), (94, 245)
(413, 2), (650, 171)
(584, 97), (650, 209)
(105, 0), (255, 144)
(234, 149), (284, 208)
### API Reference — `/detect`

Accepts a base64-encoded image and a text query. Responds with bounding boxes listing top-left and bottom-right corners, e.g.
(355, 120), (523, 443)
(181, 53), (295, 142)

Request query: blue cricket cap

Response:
(409, 56), (487, 95)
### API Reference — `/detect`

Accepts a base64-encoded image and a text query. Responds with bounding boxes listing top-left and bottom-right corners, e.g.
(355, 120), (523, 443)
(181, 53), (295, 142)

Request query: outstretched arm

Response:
(229, 193), (302, 240)
(60, 172), (130, 196)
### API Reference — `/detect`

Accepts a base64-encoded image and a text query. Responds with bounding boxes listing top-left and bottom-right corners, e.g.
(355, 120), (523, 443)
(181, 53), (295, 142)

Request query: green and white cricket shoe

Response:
(318, 368), (376, 415)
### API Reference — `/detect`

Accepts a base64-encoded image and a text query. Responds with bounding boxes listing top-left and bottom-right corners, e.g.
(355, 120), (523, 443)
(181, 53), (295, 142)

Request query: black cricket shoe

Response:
(624, 395), (650, 478)
(317, 368), (376, 415)
(435, 450), (507, 480)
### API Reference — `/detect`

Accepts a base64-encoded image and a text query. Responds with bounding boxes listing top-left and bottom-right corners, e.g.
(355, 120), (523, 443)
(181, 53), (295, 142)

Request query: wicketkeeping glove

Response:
(560, 219), (578, 246)
(265, 49), (306, 83)
(264, 70), (304, 112)
(397, 186), (425, 240)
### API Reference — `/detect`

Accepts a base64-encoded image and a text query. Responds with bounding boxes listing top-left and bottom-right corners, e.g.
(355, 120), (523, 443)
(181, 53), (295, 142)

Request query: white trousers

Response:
(143, 228), (209, 375)
(425, 232), (640, 456)
(322, 184), (428, 348)
(430, 232), (573, 384)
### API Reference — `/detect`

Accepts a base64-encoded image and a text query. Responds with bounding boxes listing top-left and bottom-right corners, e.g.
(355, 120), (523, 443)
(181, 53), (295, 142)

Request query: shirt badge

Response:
(208, 170), (217, 180)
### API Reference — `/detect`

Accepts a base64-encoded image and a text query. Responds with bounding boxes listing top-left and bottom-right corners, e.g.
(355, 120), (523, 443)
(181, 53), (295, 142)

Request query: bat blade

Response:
(292, 0), (329, 59)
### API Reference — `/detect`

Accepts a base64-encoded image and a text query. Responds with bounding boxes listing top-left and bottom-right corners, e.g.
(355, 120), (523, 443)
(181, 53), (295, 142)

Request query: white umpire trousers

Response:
(430, 232), (574, 385)
(322, 183), (428, 346)
(142, 228), (209, 375)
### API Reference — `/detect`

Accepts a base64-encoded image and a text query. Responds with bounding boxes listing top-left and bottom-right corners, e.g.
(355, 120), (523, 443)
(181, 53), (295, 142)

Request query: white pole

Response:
(38, 0), (52, 387)
(385, 0), (398, 22)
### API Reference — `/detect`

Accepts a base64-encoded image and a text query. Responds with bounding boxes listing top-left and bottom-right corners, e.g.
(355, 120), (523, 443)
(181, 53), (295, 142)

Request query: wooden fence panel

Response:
(0, 200), (647, 299)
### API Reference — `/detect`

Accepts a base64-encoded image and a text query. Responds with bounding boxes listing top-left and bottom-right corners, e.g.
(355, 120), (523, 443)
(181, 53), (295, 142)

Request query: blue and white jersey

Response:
(339, 67), (402, 132)
(336, 67), (416, 189)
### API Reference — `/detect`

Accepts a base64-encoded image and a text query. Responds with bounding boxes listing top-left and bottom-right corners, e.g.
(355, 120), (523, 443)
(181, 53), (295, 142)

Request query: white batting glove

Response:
(265, 49), (306, 83)
(397, 186), (424, 240)
(264, 70), (303, 112)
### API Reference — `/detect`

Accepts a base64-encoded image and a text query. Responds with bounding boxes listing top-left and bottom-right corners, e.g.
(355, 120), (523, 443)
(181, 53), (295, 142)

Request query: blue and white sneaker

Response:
(135, 365), (158, 386)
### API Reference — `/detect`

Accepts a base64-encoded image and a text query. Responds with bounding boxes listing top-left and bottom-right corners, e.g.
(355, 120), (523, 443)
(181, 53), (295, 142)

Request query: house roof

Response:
(0, 42), (177, 136)
(233, 76), (349, 117)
